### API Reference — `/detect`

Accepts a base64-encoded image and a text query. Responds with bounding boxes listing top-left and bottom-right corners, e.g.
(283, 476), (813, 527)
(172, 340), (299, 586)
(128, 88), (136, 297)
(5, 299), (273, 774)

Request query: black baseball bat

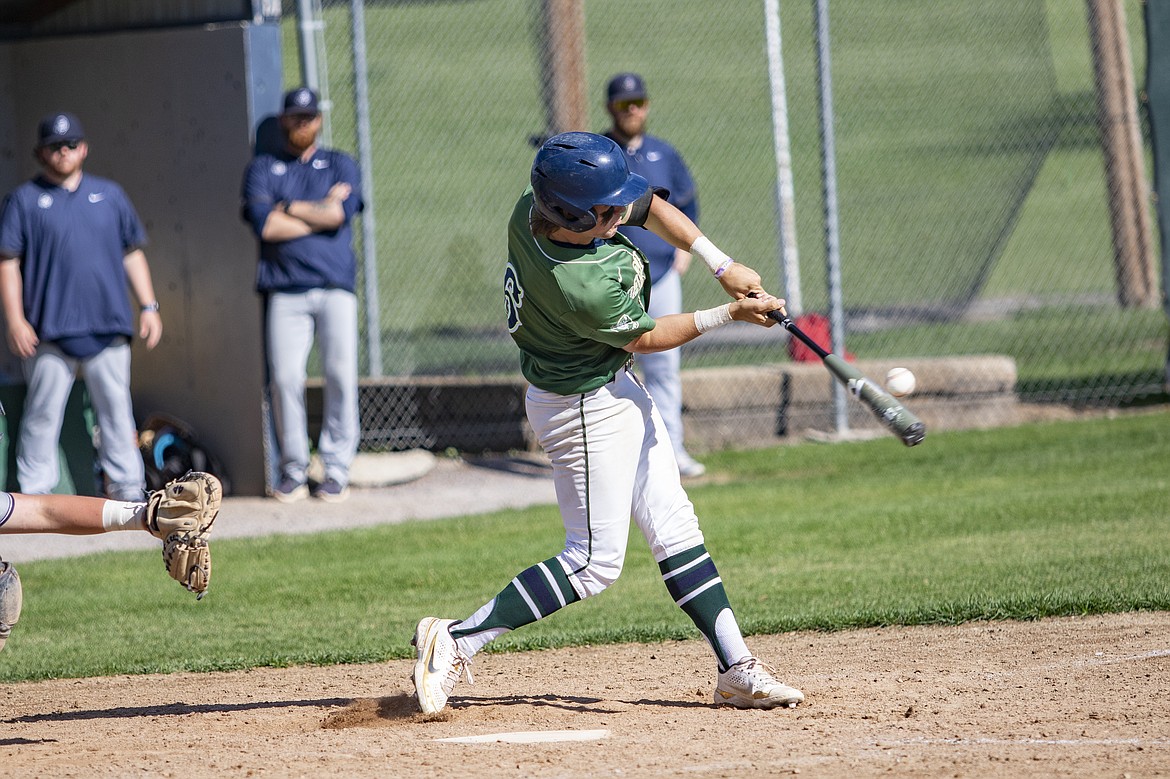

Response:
(762, 305), (925, 446)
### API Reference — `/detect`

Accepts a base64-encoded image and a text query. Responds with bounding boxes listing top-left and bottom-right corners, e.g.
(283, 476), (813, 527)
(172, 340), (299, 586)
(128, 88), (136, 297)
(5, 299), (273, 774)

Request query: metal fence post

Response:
(294, 0), (332, 145)
(350, 0), (382, 377)
(765, 0), (802, 316)
(813, 0), (847, 434)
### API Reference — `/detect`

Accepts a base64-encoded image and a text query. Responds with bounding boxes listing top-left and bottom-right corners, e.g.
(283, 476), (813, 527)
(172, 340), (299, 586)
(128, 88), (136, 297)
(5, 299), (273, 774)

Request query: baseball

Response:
(885, 367), (916, 397)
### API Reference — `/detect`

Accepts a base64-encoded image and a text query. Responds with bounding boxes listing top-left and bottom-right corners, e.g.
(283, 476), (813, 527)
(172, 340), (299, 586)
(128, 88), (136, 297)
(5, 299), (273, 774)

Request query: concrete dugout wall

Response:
(0, 22), (282, 495)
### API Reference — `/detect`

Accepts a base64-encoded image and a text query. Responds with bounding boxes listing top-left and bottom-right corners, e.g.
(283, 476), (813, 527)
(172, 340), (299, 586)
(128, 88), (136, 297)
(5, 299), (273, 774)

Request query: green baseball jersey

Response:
(504, 187), (655, 395)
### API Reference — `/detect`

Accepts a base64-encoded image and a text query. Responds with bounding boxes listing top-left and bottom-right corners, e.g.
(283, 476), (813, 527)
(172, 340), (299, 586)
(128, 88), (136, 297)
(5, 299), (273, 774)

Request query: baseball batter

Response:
(412, 132), (805, 714)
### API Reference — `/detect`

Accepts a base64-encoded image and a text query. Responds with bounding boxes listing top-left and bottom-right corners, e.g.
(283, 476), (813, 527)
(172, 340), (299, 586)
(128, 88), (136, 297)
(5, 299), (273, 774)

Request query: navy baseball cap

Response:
(606, 73), (647, 104)
(281, 87), (320, 116)
(37, 112), (85, 147)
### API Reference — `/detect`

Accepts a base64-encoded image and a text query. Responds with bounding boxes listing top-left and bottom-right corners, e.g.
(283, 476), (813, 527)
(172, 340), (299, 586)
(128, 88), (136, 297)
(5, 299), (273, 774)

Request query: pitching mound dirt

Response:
(3, 611), (1167, 777)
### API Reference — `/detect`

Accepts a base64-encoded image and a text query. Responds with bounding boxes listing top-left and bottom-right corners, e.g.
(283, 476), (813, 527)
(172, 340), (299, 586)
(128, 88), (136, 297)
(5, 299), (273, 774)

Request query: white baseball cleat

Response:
(714, 658), (805, 709)
(412, 617), (473, 715)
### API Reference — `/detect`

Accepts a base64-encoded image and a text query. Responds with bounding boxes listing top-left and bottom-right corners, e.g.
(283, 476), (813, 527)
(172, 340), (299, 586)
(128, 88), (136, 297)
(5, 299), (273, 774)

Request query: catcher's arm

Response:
(144, 471), (223, 599)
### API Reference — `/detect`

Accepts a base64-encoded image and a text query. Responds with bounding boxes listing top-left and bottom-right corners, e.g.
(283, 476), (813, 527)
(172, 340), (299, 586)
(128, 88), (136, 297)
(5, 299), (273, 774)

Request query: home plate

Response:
(436, 729), (610, 744)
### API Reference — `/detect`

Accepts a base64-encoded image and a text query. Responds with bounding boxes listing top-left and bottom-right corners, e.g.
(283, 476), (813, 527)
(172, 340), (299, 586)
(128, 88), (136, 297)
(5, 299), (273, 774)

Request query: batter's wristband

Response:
(690, 236), (733, 276)
(694, 303), (733, 334)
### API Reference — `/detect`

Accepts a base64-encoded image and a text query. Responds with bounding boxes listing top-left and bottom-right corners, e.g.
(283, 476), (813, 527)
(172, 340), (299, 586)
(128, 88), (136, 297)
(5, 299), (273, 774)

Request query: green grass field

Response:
(283, 0), (1164, 403)
(3, 410), (1167, 683)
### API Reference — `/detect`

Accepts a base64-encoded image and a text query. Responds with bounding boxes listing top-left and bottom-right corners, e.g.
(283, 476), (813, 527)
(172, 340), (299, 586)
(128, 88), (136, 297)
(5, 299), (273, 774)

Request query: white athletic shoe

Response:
(714, 658), (805, 709)
(412, 617), (473, 715)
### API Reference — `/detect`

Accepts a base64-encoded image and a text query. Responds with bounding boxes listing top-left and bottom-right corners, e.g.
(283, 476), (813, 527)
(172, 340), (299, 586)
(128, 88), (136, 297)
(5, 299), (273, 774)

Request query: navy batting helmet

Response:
(530, 132), (649, 232)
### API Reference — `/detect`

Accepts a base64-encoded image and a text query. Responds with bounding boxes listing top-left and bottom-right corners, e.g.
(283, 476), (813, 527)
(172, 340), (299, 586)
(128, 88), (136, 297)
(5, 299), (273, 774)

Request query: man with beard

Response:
(241, 88), (363, 503)
(0, 111), (162, 500)
(603, 73), (705, 478)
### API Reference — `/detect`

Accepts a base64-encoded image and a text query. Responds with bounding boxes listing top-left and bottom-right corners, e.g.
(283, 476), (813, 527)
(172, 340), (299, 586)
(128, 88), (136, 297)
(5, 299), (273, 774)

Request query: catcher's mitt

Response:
(144, 471), (222, 599)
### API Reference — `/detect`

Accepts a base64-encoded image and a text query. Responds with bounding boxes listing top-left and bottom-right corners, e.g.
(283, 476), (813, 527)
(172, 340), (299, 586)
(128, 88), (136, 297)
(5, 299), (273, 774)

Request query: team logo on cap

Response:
(53, 115), (71, 135)
(620, 76), (638, 92)
(37, 194), (53, 209)
(293, 89), (312, 107)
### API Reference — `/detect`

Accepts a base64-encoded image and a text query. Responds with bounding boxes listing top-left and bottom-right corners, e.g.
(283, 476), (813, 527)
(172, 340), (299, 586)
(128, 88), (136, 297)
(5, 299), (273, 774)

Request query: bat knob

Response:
(900, 422), (926, 447)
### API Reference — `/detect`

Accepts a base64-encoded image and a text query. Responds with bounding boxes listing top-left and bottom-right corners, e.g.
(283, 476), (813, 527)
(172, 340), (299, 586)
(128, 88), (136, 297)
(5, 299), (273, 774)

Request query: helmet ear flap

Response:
(531, 161), (597, 232)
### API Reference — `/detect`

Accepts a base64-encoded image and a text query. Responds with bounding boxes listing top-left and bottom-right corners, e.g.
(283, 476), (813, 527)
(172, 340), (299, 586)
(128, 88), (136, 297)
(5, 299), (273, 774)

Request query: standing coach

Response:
(0, 112), (162, 500)
(241, 88), (363, 504)
(603, 73), (705, 477)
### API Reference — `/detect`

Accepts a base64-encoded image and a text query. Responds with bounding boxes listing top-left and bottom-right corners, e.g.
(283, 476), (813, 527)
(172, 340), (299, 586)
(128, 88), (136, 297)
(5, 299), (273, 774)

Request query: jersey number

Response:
(503, 262), (525, 333)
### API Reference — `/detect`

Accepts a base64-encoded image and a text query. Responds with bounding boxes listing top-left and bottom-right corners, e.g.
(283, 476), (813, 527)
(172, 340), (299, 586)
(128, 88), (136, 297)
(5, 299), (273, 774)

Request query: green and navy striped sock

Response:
(659, 545), (749, 671)
(450, 557), (580, 654)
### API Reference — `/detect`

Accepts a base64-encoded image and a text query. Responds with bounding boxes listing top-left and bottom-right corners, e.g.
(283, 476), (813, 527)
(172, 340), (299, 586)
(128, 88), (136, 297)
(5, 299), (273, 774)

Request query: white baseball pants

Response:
(525, 366), (705, 599)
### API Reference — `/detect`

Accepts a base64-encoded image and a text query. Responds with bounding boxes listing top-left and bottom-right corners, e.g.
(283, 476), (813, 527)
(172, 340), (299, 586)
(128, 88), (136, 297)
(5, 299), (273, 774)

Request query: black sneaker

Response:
(312, 478), (349, 503)
(272, 476), (308, 503)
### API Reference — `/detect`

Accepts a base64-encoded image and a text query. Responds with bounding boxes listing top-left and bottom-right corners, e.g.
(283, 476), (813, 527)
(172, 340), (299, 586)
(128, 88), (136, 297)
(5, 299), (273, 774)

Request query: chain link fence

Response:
(283, 0), (1168, 452)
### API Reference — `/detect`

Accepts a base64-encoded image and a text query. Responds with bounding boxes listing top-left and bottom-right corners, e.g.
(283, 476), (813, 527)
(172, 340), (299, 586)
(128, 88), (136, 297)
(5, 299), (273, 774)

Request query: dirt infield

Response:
(2, 611), (1167, 777)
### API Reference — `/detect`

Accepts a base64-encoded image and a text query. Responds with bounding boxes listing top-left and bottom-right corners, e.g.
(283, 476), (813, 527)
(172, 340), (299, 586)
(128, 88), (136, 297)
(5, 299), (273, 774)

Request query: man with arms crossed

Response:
(241, 88), (363, 503)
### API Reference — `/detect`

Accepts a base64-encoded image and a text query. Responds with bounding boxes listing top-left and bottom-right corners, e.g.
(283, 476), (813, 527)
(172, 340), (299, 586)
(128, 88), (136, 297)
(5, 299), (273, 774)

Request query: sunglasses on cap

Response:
(612, 98), (647, 112)
(45, 140), (80, 153)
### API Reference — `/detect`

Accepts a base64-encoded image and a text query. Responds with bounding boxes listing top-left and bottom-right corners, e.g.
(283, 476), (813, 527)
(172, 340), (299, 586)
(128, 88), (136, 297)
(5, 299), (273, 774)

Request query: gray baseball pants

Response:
(639, 268), (686, 456)
(18, 340), (145, 499)
(266, 288), (359, 487)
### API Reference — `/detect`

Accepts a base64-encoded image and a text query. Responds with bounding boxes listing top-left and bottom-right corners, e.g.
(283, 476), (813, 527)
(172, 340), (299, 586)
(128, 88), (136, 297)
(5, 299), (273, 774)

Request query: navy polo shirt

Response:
(0, 173), (145, 342)
(240, 147), (363, 294)
(606, 132), (699, 284)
